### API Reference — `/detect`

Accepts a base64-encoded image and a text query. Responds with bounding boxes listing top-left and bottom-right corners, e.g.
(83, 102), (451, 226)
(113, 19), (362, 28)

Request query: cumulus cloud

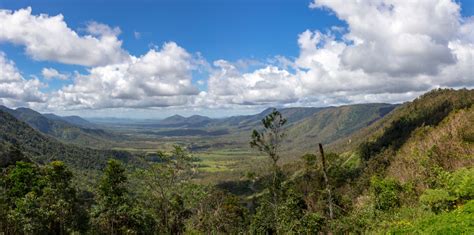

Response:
(202, 0), (473, 108)
(41, 68), (69, 80)
(1, 2), (473, 112)
(0, 52), (45, 106)
(86, 21), (121, 37)
(0, 7), (128, 66)
(203, 60), (299, 106)
(310, 0), (460, 76)
(48, 42), (199, 110)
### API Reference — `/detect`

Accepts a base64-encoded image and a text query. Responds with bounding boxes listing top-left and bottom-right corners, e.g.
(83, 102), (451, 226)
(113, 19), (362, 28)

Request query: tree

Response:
(4, 161), (42, 201)
(1, 161), (46, 234)
(138, 145), (196, 233)
(189, 189), (248, 233)
(40, 161), (89, 234)
(92, 159), (154, 234)
(250, 109), (287, 202)
(1, 161), (88, 234)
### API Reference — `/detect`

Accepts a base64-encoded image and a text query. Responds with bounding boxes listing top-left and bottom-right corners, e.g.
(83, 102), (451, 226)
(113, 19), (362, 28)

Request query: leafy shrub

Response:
(420, 189), (457, 212)
(390, 200), (474, 234)
(371, 177), (402, 211)
(449, 168), (474, 200)
(301, 212), (324, 233)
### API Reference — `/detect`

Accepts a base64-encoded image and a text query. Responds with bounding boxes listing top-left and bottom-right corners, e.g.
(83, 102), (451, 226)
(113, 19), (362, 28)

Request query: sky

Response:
(0, 0), (473, 118)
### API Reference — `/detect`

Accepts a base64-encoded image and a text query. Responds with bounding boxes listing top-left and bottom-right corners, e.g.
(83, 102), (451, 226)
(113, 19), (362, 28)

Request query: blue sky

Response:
(0, 0), (473, 118)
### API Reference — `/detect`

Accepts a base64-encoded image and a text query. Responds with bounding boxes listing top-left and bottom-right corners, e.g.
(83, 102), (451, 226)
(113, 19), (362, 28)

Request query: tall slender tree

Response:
(250, 109), (287, 201)
(92, 160), (128, 234)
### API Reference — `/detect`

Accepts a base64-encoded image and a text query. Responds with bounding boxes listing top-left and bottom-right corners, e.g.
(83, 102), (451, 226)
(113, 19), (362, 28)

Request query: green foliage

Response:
(390, 200), (474, 234)
(302, 153), (317, 169)
(250, 108), (287, 165)
(371, 177), (402, 211)
(4, 161), (42, 201)
(251, 189), (324, 234)
(9, 191), (49, 234)
(1, 161), (89, 234)
(188, 189), (248, 233)
(420, 189), (456, 213)
(250, 109), (287, 205)
(134, 146), (198, 233)
(250, 196), (276, 234)
(301, 212), (325, 233)
(91, 159), (154, 234)
(447, 168), (474, 200)
(275, 189), (308, 233)
(421, 167), (474, 213)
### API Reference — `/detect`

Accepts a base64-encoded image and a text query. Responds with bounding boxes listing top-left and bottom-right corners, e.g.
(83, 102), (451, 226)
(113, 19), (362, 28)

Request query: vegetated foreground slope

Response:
(0, 110), (140, 169)
(317, 88), (474, 232)
(387, 105), (474, 186)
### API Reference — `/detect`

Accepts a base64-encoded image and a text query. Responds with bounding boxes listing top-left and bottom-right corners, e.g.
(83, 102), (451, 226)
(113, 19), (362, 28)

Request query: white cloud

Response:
(86, 21), (121, 37)
(203, 60), (300, 106)
(309, 0), (460, 76)
(0, 52), (45, 106)
(48, 42), (199, 110)
(200, 0), (473, 108)
(0, 7), (128, 66)
(1, 2), (473, 113)
(41, 67), (69, 80)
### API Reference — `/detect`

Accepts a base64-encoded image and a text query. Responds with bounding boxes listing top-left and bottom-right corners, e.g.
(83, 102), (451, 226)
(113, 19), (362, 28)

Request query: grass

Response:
(195, 149), (264, 173)
(111, 143), (267, 183)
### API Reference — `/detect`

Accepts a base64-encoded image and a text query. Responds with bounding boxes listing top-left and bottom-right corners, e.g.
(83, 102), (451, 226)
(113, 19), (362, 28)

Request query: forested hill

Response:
(0, 106), (118, 146)
(0, 110), (141, 169)
(282, 103), (396, 156)
(328, 88), (474, 153)
(43, 113), (95, 128)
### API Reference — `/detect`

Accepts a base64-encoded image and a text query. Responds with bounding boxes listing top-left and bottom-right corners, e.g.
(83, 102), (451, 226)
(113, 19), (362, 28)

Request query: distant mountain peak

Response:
(163, 114), (186, 120)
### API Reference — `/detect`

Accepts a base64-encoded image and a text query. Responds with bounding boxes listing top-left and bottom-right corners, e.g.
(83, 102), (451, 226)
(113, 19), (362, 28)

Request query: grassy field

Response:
(194, 149), (264, 173)
(112, 142), (267, 184)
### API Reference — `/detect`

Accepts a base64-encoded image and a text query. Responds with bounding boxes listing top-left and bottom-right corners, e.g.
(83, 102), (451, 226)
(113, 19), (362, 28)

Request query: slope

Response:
(0, 106), (118, 147)
(43, 113), (96, 128)
(282, 103), (396, 156)
(0, 110), (140, 170)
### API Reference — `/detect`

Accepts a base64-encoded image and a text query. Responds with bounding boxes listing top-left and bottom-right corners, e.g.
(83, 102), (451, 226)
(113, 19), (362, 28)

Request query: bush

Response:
(420, 189), (457, 213)
(301, 212), (324, 233)
(449, 168), (474, 200)
(370, 177), (402, 211)
(391, 200), (474, 234)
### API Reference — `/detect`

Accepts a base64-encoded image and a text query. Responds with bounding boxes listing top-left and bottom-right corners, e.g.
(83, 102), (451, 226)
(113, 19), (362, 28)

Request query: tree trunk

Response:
(319, 143), (334, 219)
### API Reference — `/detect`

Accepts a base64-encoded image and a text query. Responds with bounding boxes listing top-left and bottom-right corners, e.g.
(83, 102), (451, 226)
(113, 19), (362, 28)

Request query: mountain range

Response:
(0, 109), (141, 169)
(1, 88), (471, 171)
(0, 105), (119, 146)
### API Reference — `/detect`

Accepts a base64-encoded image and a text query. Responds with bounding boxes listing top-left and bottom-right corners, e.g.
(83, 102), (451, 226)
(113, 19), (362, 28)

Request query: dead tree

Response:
(319, 143), (334, 219)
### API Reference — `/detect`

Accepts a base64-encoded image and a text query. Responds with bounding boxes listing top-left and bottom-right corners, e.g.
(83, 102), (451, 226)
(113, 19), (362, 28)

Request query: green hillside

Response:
(0, 110), (141, 169)
(283, 103), (396, 156)
(43, 113), (96, 128)
(0, 106), (120, 147)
